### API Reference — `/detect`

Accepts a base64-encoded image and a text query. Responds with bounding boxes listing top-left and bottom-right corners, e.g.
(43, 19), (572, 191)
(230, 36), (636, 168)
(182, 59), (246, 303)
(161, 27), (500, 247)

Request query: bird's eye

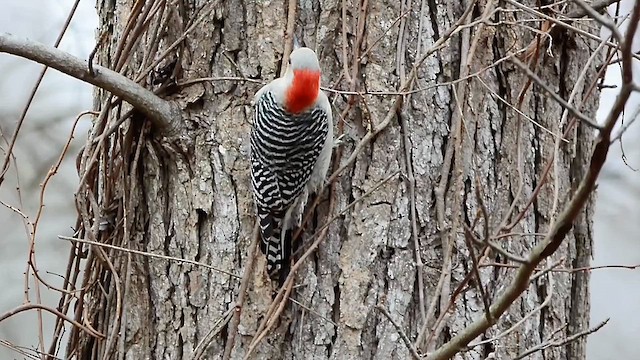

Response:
(288, 58), (291, 64)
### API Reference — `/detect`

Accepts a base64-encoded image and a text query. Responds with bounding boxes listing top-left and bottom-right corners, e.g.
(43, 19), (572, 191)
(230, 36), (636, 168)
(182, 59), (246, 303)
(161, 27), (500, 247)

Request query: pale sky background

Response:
(0, 1), (97, 357)
(0, 1), (638, 359)
(589, 1), (640, 358)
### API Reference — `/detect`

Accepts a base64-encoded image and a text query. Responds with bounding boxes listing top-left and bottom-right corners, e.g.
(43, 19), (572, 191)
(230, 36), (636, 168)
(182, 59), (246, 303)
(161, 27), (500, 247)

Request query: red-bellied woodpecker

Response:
(250, 47), (333, 284)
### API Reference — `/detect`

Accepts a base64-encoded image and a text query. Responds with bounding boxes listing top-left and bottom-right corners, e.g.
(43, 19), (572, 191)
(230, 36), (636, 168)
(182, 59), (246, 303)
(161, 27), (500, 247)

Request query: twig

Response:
(193, 306), (235, 360)
(507, 0), (625, 51)
(513, 318), (609, 359)
(415, 4), (479, 350)
(111, 0), (146, 71)
(376, 305), (421, 360)
(310, 171), (400, 244)
(134, 1), (218, 83)
(399, 112), (426, 324)
(612, 96), (640, 142)
(475, 76), (568, 142)
(500, 39), (615, 233)
(570, 0), (623, 18)
(509, 56), (602, 130)
(469, 178), (493, 321)
(26, 109), (91, 354)
(425, 1), (489, 350)
(467, 273), (555, 348)
(222, 223), (260, 360)
(244, 279), (294, 359)
(0, 303), (104, 339)
(569, 0), (622, 40)
(114, 0), (163, 73)
(550, 34), (609, 223)
(341, 0), (352, 83)
(28, 111), (95, 287)
(358, 10), (411, 61)
(0, 338), (62, 360)
(462, 224), (492, 323)
(328, 0), (476, 187)
(177, 76), (265, 87)
(288, 297), (338, 327)
(97, 246), (122, 360)
(281, 0), (297, 77)
(485, 240), (529, 263)
(58, 236), (240, 278)
(89, 30), (109, 76)
(396, 0), (425, 327)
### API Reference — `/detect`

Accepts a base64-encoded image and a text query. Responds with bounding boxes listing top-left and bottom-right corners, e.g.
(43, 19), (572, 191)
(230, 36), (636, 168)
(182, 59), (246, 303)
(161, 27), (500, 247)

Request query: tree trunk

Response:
(55, 0), (599, 359)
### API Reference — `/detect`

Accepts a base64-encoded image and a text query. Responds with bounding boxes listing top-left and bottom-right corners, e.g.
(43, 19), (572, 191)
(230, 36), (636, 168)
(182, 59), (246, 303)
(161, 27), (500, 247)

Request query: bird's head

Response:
(284, 47), (322, 114)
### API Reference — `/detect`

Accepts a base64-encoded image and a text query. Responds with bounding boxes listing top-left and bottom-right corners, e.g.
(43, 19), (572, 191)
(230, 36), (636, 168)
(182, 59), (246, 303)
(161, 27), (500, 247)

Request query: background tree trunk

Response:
(58, 0), (599, 359)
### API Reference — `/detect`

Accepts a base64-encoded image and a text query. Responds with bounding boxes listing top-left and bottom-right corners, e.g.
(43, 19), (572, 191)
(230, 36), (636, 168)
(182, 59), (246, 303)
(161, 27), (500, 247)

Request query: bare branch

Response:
(0, 0), (81, 188)
(0, 32), (181, 135)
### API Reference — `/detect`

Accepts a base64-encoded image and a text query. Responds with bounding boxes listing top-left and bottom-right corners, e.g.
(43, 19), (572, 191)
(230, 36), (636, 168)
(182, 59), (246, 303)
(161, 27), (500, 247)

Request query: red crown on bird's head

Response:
(285, 69), (321, 114)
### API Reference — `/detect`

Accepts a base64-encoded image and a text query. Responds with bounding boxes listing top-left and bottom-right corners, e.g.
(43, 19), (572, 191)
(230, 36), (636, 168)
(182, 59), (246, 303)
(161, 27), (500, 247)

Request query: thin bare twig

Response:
(414, 4), (479, 351)
(376, 305), (421, 360)
(421, 1), (488, 351)
(513, 318), (609, 359)
(244, 280), (294, 359)
(193, 306), (235, 360)
(288, 297), (338, 327)
(0, 303), (104, 339)
(222, 224), (260, 360)
(467, 273), (555, 348)
(463, 224), (493, 323)
(1, 338), (63, 360)
(177, 76), (265, 87)
(394, 0), (426, 327)
(58, 236), (240, 278)
(509, 56), (602, 130)
(281, 0), (297, 76)
(570, 0), (623, 40)
(341, 0), (352, 84)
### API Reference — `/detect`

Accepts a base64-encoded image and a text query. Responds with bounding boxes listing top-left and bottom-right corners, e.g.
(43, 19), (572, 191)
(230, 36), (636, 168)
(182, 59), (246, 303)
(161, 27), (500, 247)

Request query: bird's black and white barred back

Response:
(250, 91), (330, 282)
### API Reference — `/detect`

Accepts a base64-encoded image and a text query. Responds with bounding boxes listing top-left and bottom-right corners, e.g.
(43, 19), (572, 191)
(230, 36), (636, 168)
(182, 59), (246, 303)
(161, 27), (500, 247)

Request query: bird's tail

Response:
(272, 228), (293, 286)
(258, 209), (293, 285)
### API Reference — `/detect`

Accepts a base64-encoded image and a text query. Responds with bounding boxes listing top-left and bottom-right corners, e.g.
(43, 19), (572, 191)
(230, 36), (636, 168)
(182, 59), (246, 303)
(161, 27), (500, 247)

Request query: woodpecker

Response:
(250, 47), (333, 284)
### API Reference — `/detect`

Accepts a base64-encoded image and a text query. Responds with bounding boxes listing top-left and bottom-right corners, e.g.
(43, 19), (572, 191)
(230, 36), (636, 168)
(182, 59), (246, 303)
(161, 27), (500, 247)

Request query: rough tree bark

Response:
(52, 0), (602, 359)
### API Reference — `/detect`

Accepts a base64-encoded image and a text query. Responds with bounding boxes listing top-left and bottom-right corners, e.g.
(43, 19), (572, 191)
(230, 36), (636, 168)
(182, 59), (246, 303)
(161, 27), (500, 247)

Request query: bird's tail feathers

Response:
(257, 209), (293, 285)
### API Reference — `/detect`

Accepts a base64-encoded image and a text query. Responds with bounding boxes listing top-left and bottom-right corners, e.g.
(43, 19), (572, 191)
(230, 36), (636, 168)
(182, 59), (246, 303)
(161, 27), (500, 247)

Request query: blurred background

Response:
(0, 0), (96, 357)
(0, 1), (637, 359)
(589, 1), (640, 358)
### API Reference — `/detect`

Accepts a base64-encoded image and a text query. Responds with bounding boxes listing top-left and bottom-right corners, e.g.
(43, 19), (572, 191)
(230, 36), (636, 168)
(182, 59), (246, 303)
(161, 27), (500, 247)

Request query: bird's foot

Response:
(333, 133), (348, 148)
